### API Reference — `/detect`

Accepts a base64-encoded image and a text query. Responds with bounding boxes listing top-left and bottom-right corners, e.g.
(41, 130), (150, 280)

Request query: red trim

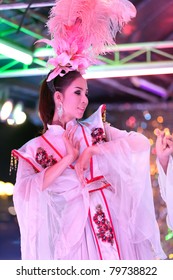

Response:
(41, 135), (74, 169)
(89, 183), (111, 193)
(100, 189), (121, 260)
(88, 209), (103, 260)
(101, 104), (106, 113)
(86, 175), (104, 184)
(80, 124), (94, 179)
(12, 150), (41, 173)
(80, 125), (90, 147)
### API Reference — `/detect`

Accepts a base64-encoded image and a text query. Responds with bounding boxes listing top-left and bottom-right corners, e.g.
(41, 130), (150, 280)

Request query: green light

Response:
(0, 17), (43, 40)
(165, 228), (173, 241)
(0, 39), (33, 65)
(0, 68), (49, 78)
(34, 47), (54, 57)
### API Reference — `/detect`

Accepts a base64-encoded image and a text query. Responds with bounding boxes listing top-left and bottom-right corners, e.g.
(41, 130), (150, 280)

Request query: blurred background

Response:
(0, 0), (173, 259)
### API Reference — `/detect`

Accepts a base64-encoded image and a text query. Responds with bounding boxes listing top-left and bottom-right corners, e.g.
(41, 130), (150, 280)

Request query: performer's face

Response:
(61, 76), (88, 121)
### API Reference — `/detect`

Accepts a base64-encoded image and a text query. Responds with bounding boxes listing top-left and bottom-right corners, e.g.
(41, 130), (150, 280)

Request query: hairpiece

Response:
(38, 0), (136, 82)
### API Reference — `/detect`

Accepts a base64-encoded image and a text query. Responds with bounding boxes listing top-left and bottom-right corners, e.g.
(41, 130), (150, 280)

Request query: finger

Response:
(165, 139), (173, 150)
(74, 140), (80, 150)
(75, 165), (86, 187)
(156, 129), (165, 140)
(68, 125), (78, 142)
(163, 136), (167, 150)
(165, 135), (173, 141)
(66, 124), (73, 132)
(65, 125), (73, 138)
(156, 130), (166, 150)
(62, 130), (67, 139)
(155, 128), (161, 137)
(62, 130), (69, 142)
(75, 165), (81, 184)
(63, 125), (76, 140)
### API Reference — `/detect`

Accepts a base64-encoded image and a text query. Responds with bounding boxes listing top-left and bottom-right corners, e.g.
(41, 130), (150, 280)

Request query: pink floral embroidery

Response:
(93, 204), (114, 245)
(91, 127), (106, 145)
(35, 147), (57, 168)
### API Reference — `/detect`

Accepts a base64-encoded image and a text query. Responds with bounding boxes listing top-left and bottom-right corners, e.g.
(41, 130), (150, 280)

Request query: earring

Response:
(57, 102), (63, 120)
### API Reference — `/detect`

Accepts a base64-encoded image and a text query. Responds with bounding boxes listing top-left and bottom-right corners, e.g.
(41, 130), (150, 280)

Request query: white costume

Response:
(12, 105), (166, 260)
(157, 157), (173, 230)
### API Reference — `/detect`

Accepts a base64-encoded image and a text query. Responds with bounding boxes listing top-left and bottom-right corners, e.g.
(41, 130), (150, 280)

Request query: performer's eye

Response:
(74, 90), (81, 95)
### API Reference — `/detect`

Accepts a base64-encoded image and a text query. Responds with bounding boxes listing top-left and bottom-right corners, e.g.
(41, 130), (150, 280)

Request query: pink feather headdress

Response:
(38, 0), (136, 81)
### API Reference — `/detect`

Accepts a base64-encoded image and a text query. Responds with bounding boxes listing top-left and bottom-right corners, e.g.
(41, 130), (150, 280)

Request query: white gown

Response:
(12, 105), (166, 260)
(157, 157), (173, 230)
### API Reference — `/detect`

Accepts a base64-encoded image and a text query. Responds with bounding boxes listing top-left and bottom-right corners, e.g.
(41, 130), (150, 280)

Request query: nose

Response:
(81, 93), (88, 105)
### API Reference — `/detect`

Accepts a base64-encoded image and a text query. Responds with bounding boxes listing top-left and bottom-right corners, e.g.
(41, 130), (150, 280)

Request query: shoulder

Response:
(105, 123), (149, 151)
(11, 135), (43, 172)
(12, 136), (42, 155)
(19, 135), (42, 151)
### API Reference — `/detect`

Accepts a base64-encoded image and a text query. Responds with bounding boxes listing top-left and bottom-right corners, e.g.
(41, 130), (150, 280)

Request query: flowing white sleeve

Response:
(96, 124), (166, 259)
(13, 157), (90, 259)
(157, 156), (173, 230)
(13, 158), (51, 259)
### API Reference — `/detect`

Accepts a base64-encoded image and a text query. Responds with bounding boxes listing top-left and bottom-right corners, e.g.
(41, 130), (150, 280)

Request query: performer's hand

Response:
(155, 128), (173, 172)
(63, 125), (80, 163)
(75, 145), (99, 186)
(75, 147), (91, 186)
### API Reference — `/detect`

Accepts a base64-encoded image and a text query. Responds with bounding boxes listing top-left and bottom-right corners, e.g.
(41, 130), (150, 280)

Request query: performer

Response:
(156, 129), (173, 230)
(11, 0), (166, 259)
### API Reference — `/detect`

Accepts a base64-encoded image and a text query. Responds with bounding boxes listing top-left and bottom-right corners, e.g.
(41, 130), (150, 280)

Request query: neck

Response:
(52, 116), (75, 129)
(52, 119), (65, 128)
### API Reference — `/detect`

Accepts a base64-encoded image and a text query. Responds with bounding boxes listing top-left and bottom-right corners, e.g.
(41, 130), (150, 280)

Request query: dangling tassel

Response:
(101, 104), (107, 123)
(9, 151), (18, 175)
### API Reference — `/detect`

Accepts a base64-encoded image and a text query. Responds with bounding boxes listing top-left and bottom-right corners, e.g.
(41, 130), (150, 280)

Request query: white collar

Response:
(47, 119), (78, 135)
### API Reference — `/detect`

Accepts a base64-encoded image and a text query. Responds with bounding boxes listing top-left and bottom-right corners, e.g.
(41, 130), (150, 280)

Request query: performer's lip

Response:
(78, 107), (85, 111)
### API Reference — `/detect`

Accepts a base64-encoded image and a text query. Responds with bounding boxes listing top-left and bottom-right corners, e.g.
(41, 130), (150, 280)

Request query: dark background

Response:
(0, 0), (173, 260)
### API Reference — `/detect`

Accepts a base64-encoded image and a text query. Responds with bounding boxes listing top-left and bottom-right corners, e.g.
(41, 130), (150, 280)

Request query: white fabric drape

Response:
(157, 157), (173, 230)
(13, 105), (166, 260)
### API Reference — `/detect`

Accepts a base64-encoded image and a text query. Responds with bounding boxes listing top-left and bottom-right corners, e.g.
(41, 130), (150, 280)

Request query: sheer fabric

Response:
(157, 157), (173, 230)
(13, 105), (166, 259)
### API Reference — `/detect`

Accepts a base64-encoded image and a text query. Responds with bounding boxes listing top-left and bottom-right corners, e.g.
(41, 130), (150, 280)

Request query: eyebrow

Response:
(75, 86), (88, 92)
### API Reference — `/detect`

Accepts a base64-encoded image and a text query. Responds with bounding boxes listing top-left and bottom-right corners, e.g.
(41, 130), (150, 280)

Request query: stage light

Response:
(5, 182), (14, 196)
(131, 77), (167, 98)
(0, 181), (14, 196)
(11, 102), (27, 125)
(0, 100), (13, 121)
(14, 111), (27, 125)
(33, 41), (173, 57)
(7, 118), (15, 125)
(83, 62), (173, 79)
(8, 206), (16, 216)
(0, 181), (6, 196)
(1, 61), (173, 79)
(0, 100), (27, 125)
(0, 39), (33, 65)
(34, 47), (54, 57)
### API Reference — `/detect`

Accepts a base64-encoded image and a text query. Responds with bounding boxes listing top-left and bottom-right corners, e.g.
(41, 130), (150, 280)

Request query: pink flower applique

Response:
(91, 127), (106, 145)
(35, 147), (57, 169)
(93, 204), (114, 245)
(38, 37), (92, 82)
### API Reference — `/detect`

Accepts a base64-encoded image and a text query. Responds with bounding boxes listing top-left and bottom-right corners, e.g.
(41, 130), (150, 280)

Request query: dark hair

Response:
(39, 70), (82, 132)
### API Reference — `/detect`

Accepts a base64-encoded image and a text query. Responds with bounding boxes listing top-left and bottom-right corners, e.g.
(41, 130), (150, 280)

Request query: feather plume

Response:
(39, 0), (136, 81)
(47, 0), (136, 54)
